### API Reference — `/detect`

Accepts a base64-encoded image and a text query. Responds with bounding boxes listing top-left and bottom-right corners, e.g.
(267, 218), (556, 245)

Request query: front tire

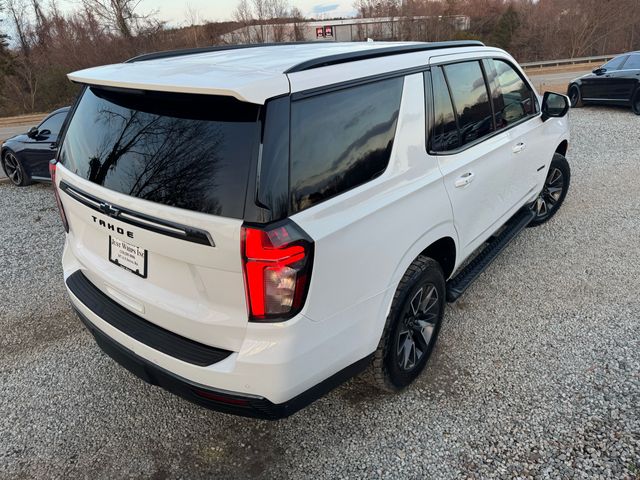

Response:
(632, 88), (640, 115)
(568, 84), (583, 108)
(367, 256), (445, 392)
(2, 151), (32, 186)
(528, 153), (570, 227)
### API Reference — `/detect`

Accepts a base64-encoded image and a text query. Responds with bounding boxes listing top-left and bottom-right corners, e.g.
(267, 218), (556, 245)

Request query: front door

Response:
(22, 111), (66, 177)
(429, 61), (515, 258)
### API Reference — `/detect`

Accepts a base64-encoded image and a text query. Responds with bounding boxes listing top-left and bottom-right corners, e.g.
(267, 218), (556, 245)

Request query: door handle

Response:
(454, 172), (475, 188)
(512, 142), (526, 153)
(49, 142), (58, 150)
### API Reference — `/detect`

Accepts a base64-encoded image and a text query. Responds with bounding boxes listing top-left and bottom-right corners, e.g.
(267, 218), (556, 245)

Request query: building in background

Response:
(224, 15), (471, 44)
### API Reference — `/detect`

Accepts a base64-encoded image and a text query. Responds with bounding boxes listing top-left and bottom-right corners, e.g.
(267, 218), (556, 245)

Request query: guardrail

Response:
(521, 54), (618, 69)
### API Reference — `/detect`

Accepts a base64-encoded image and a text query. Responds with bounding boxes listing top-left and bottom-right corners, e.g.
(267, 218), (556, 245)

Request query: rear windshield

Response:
(59, 86), (261, 218)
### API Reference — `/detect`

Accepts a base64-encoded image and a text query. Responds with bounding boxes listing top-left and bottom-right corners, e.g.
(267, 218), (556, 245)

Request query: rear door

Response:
(618, 54), (640, 102)
(429, 60), (515, 257)
(57, 86), (262, 351)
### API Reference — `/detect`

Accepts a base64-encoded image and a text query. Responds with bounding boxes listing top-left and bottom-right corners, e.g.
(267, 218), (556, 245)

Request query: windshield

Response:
(59, 86), (261, 218)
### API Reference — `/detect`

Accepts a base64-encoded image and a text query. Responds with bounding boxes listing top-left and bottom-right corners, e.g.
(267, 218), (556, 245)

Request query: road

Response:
(526, 68), (591, 93)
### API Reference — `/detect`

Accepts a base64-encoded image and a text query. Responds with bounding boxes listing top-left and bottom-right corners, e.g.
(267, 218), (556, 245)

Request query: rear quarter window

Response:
(59, 87), (261, 219)
(289, 77), (404, 213)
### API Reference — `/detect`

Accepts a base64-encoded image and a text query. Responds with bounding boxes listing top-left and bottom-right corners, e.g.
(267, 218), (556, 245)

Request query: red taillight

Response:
(241, 222), (313, 322)
(49, 160), (69, 233)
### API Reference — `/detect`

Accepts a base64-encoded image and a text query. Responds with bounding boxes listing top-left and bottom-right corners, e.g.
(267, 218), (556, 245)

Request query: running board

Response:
(446, 208), (536, 302)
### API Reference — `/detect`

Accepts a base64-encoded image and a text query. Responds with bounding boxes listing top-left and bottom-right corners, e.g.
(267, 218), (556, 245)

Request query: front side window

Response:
(429, 67), (459, 152)
(39, 112), (66, 137)
(486, 59), (536, 128)
(59, 87), (261, 218)
(622, 55), (640, 70)
(443, 61), (494, 147)
(290, 78), (403, 213)
(602, 55), (628, 71)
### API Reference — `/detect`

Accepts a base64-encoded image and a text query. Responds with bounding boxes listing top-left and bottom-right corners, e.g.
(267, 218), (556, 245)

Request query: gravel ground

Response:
(1, 107), (639, 479)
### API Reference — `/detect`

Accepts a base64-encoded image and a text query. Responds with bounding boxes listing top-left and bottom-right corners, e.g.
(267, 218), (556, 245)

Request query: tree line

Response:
(0, 0), (638, 117)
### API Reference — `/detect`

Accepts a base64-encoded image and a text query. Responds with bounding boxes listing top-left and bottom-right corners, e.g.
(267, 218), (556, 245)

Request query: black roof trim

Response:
(125, 41), (332, 63)
(284, 41), (485, 73)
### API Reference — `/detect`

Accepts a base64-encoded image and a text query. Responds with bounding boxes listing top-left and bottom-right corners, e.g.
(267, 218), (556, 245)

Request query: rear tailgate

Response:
(57, 86), (262, 352)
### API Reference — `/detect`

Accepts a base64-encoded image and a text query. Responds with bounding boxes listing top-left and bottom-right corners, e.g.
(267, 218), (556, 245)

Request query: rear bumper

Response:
(63, 262), (374, 418)
(74, 306), (371, 419)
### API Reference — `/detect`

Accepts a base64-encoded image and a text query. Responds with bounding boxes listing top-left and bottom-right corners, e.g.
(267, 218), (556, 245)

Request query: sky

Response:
(57, 0), (357, 26)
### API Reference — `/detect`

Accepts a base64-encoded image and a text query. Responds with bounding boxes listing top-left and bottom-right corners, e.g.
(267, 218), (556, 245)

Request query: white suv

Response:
(51, 41), (571, 419)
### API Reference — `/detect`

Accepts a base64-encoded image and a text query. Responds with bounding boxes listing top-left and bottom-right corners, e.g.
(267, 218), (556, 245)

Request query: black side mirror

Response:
(27, 126), (38, 138)
(593, 67), (606, 75)
(541, 92), (570, 121)
(39, 129), (51, 137)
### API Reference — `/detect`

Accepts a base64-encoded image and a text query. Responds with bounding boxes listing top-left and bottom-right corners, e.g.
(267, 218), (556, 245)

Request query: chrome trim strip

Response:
(59, 181), (215, 247)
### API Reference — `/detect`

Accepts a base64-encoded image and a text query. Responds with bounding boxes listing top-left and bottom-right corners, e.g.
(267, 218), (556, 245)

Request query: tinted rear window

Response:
(290, 78), (403, 213)
(59, 87), (261, 218)
(430, 67), (459, 152)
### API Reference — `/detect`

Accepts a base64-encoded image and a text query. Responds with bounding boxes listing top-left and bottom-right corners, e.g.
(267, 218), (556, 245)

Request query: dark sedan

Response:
(1, 106), (70, 186)
(567, 52), (640, 114)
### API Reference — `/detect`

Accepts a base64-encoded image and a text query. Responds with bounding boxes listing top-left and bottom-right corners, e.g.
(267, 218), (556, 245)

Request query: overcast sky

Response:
(57, 0), (357, 25)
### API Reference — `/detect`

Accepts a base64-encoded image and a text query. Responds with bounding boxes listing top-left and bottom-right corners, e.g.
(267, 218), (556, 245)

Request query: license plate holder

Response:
(108, 236), (148, 278)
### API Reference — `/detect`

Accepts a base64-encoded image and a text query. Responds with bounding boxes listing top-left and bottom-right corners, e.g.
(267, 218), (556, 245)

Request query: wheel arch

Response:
(381, 225), (459, 320)
(419, 237), (456, 280)
(555, 139), (569, 157)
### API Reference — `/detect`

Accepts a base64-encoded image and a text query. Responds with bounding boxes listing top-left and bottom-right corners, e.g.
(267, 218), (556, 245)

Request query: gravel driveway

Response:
(1, 107), (639, 479)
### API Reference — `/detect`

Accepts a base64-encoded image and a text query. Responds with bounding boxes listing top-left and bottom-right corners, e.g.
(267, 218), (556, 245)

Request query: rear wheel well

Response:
(420, 237), (456, 280)
(555, 140), (568, 157)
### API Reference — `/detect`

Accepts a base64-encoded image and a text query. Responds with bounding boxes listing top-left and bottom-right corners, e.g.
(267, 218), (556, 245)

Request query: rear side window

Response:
(290, 78), (403, 213)
(485, 59), (536, 128)
(622, 55), (640, 70)
(443, 61), (494, 147)
(603, 55), (628, 71)
(59, 87), (261, 219)
(429, 68), (459, 152)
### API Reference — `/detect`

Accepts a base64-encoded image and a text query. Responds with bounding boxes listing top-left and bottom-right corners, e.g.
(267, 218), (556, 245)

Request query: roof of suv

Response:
(68, 41), (488, 104)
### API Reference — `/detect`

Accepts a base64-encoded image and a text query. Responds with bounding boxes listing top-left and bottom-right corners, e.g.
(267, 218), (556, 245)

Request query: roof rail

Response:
(125, 41), (332, 63)
(284, 40), (485, 73)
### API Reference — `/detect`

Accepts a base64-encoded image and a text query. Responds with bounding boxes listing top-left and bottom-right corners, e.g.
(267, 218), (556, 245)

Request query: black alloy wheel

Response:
(528, 153), (571, 227)
(395, 283), (440, 372)
(534, 166), (564, 221)
(632, 89), (640, 115)
(569, 84), (583, 108)
(366, 256), (445, 392)
(2, 152), (28, 186)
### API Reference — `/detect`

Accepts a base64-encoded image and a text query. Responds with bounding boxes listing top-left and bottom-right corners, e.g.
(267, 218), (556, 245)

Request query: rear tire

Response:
(2, 151), (32, 186)
(568, 84), (583, 108)
(632, 88), (640, 115)
(528, 153), (570, 227)
(366, 256), (445, 392)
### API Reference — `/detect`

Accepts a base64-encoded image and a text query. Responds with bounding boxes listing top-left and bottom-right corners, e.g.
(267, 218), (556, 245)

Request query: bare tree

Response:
(290, 6), (305, 41)
(80, 0), (159, 39)
(233, 0), (254, 43)
(185, 4), (201, 46)
(252, 0), (267, 43)
(267, 0), (289, 42)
